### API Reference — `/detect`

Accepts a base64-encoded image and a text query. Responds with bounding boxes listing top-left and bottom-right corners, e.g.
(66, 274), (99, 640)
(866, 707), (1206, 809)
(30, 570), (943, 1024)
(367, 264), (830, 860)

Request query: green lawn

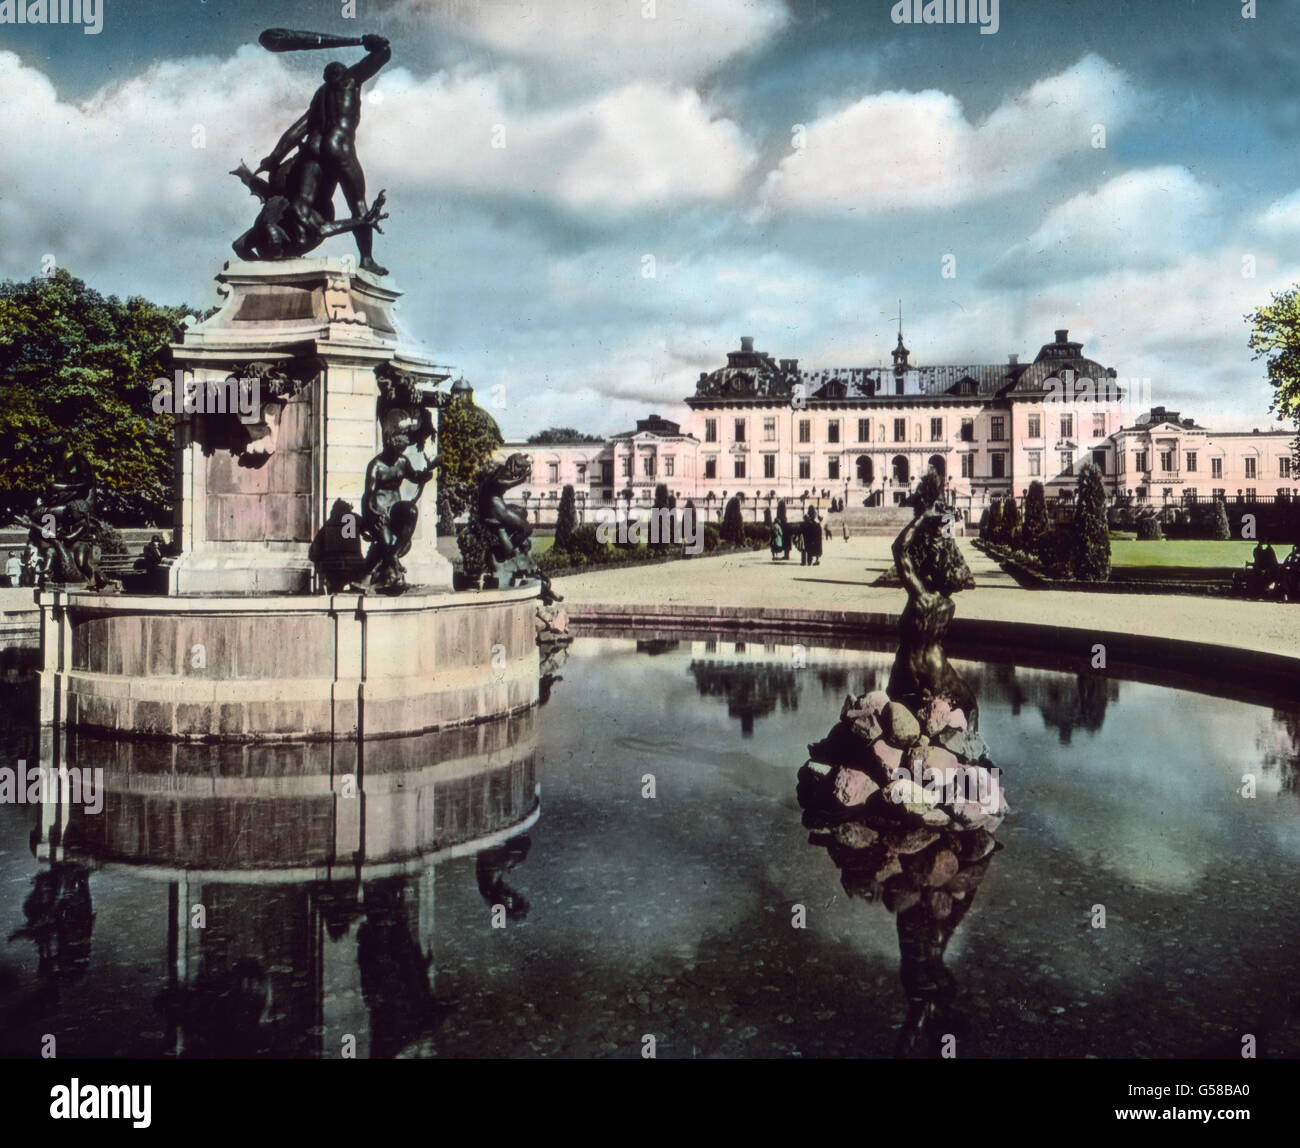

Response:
(1108, 540), (1264, 569)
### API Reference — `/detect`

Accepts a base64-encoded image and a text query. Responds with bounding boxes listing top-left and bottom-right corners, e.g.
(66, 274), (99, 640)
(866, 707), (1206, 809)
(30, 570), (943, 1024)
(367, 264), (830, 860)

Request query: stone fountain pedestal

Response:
(37, 257), (543, 742)
(167, 257), (452, 595)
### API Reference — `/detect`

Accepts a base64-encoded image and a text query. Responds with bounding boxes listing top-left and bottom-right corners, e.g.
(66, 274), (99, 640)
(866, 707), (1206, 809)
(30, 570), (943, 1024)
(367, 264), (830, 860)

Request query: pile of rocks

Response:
(799, 690), (1007, 833)
(797, 689), (1008, 913)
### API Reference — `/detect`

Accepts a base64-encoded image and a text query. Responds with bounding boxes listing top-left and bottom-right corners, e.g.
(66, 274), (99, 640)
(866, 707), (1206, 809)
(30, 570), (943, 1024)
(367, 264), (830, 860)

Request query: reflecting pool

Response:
(1, 636), (1298, 1058)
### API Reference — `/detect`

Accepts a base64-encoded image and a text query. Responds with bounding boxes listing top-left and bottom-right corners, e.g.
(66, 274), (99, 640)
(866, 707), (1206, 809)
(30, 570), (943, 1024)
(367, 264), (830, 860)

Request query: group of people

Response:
(3, 545), (44, 588)
(770, 507), (849, 567)
(1239, 540), (1300, 601)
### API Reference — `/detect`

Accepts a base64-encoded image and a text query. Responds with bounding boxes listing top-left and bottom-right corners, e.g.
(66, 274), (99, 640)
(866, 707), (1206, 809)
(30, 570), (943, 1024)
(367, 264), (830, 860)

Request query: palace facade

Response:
(502, 329), (1296, 523)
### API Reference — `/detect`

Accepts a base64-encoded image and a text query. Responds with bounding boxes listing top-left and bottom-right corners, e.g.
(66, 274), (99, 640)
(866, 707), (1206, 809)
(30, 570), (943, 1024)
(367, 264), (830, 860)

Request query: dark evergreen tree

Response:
(999, 494), (1020, 547)
(554, 484), (577, 553)
(721, 495), (745, 546)
(1023, 481), (1049, 555)
(1072, 462), (1111, 580)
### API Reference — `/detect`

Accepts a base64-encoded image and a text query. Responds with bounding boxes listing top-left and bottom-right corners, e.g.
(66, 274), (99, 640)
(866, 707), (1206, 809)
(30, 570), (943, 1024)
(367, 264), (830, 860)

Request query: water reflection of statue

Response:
(357, 876), (456, 1059)
(476, 835), (532, 921)
(7, 863), (94, 985)
(154, 957), (272, 1058)
(888, 471), (975, 716)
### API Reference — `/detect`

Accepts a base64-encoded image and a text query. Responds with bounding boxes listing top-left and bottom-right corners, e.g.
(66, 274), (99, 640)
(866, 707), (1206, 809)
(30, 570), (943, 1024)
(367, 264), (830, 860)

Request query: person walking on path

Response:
(770, 520), (784, 562)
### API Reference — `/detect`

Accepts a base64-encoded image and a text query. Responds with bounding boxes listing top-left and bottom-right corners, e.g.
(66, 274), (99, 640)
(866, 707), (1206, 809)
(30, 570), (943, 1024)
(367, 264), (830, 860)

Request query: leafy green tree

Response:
(1072, 462), (1111, 581)
(554, 484), (577, 553)
(1248, 287), (1300, 462)
(0, 268), (195, 523)
(438, 383), (504, 486)
(1023, 481), (1049, 555)
(526, 427), (603, 444)
(436, 382), (505, 534)
(721, 495), (745, 546)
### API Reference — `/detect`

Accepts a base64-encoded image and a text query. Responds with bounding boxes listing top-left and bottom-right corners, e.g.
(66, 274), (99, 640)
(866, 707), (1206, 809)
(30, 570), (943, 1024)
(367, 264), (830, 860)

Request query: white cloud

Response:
(760, 54), (1136, 214)
(370, 71), (756, 211)
(398, 0), (790, 89)
(993, 166), (1217, 281)
(1251, 189), (1300, 235)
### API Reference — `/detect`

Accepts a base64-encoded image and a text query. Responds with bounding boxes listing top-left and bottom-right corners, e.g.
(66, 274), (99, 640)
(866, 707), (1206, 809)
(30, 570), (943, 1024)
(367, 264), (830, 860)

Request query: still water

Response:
(1, 636), (1297, 1058)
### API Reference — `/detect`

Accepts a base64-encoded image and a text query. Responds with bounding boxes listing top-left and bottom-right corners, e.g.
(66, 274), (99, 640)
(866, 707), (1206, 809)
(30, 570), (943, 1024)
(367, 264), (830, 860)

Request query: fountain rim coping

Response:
(563, 602), (1300, 691)
(37, 583), (541, 615)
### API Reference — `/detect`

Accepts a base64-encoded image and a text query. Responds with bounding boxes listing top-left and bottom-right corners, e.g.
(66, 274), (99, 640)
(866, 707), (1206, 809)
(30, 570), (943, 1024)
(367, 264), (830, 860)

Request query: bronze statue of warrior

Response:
(235, 29), (392, 274)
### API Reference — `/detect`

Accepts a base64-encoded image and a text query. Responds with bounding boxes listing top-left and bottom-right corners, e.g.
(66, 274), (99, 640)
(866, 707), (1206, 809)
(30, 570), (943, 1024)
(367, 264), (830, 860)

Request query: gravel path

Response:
(554, 536), (1300, 662)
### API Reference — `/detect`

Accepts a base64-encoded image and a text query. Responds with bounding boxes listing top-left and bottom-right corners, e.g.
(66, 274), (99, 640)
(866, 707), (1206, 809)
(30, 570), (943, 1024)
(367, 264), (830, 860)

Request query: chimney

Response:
(1008, 353), (1019, 366)
(740, 336), (754, 353)
(1055, 329), (1069, 344)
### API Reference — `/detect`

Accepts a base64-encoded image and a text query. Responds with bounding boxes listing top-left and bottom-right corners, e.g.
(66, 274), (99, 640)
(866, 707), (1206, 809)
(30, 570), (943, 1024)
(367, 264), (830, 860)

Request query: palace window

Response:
(763, 417), (776, 442)
(894, 418), (906, 443)
(990, 416), (1006, 441)
(827, 419), (840, 443)
(858, 418), (871, 442)
(960, 418), (974, 442)
(1280, 457), (1292, 479)
(1185, 452), (1197, 472)
(798, 456), (811, 480)
(960, 453), (975, 478)
(548, 462), (559, 483)
(734, 418), (746, 443)
(1093, 413), (1106, 438)
(798, 420), (811, 444)
(622, 458), (631, 477)
(1026, 414), (1041, 438)
(576, 463), (587, 482)
(704, 419), (717, 443)
(763, 454), (776, 479)
(1060, 451), (1074, 476)
(643, 456), (655, 477)
(734, 458), (746, 479)
(828, 458), (840, 480)
(1245, 457), (1257, 479)
(704, 459), (717, 479)
(930, 417), (943, 442)
(1159, 451), (1173, 472)
(1211, 457), (1222, 478)
(1136, 451), (1148, 472)
(1092, 449), (1107, 473)
(664, 457), (674, 476)
(991, 452), (1006, 478)
(1060, 415), (1073, 439)
(1027, 450), (1041, 476)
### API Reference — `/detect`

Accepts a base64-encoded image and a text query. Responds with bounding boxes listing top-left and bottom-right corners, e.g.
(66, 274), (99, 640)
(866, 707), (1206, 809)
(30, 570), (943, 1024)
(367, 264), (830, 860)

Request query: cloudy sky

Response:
(2, 0), (1298, 437)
